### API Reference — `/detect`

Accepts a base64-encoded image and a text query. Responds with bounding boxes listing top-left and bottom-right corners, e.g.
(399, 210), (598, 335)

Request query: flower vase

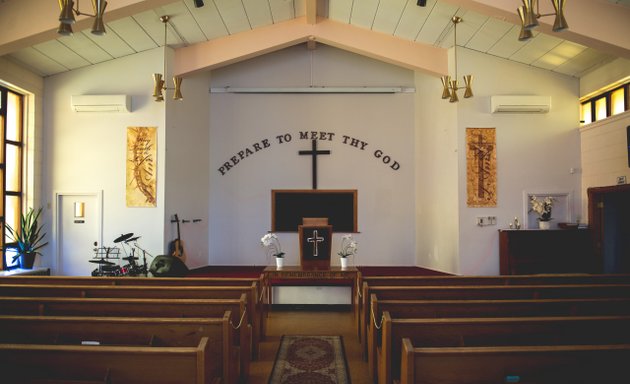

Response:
(275, 257), (284, 269)
(340, 257), (348, 269)
(538, 220), (551, 230)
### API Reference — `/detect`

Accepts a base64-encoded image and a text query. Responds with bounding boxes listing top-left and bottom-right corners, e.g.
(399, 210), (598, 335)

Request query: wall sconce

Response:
(517, 0), (568, 42)
(440, 16), (473, 103)
(74, 202), (85, 218)
(57, 0), (107, 36)
(153, 16), (183, 102)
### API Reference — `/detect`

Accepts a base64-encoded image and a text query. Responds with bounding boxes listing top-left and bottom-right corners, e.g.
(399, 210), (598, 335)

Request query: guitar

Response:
(168, 214), (186, 262)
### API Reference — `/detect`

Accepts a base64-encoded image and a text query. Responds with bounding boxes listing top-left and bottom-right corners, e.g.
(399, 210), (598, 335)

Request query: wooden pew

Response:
(367, 295), (630, 379)
(400, 339), (630, 384)
(379, 311), (630, 384)
(0, 312), (236, 384)
(0, 295), (251, 381)
(0, 337), (218, 384)
(357, 273), (630, 342)
(360, 283), (630, 354)
(0, 274), (267, 349)
(0, 283), (262, 360)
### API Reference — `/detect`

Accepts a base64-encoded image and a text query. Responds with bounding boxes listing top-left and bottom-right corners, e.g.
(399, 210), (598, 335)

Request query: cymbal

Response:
(125, 236), (140, 243)
(114, 233), (134, 243)
(122, 256), (139, 261)
(89, 259), (114, 265)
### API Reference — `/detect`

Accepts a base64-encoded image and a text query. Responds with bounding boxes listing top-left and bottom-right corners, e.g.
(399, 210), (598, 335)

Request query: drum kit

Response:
(90, 233), (153, 277)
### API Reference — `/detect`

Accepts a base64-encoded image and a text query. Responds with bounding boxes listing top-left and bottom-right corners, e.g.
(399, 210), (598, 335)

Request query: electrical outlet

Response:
(476, 216), (497, 227)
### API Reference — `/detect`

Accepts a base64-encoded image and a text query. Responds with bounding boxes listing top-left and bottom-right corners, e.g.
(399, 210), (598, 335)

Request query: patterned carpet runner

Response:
(268, 335), (350, 384)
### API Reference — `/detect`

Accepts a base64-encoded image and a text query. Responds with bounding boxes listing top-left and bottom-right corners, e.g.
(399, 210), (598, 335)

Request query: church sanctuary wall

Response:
(0, 57), (47, 265)
(455, 48), (582, 275)
(579, 112), (630, 220)
(208, 44), (416, 267)
(414, 70), (460, 274)
(42, 49), (167, 274)
(578, 59), (630, 220)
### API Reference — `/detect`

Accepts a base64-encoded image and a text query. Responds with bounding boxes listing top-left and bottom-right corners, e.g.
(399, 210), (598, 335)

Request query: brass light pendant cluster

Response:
(518, 0), (568, 41)
(153, 16), (183, 102)
(440, 16), (473, 103)
(57, 0), (107, 36)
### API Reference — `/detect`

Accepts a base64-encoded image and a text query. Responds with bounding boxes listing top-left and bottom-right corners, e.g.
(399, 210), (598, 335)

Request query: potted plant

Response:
(529, 195), (555, 230)
(338, 234), (357, 269)
(261, 233), (285, 268)
(5, 207), (48, 269)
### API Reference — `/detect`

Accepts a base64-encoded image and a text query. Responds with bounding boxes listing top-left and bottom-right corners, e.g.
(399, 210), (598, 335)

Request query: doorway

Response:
(588, 184), (630, 273)
(55, 192), (103, 276)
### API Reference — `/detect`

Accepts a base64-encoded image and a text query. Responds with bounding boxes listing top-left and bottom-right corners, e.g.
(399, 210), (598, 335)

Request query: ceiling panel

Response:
(32, 40), (91, 70)
(243, 0), (273, 28)
(371, 0), (407, 35)
(188, 0), (229, 40)
(465, 18), (513, 53)
(2, 0), (622, 79)
(393, 0), (434, 41)
(107, 17), (158, 53)
(58, 33), (113, 65)
(415, 1), (458, 44)
(509, 33), (563, 65)
(9, 47), (68, 76)
(349, 0), (380, 29)
(328, 0), (353, 22)
(268, 0), (297, 22)
(214, 0), (251, 35)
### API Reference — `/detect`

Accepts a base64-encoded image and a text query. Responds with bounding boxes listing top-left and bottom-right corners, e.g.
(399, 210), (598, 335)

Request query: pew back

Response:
(382, 313), (630, 384)
(401, 339), (630, 384)
(361, 283), (630, 352)
(0, 337), (214, 384)
(0, 313), (235, 384)
(0, 295), (250, 381)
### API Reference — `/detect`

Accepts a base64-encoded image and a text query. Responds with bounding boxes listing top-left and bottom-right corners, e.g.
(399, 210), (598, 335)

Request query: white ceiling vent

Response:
(490, 95), (550, 114)
(71, 95), (131, 112)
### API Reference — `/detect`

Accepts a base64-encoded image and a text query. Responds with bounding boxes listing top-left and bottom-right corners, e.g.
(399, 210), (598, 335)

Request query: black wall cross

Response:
(298, 139), (331, 189)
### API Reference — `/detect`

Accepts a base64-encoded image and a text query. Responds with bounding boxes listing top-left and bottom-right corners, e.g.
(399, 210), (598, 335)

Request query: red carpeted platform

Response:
(187, 265), (451, 278)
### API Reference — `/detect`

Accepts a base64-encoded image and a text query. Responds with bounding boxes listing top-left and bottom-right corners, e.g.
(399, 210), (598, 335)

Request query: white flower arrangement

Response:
(529, 195), (554, 222)
(261, 233), (284, 258)
(338, 234), (358, 258)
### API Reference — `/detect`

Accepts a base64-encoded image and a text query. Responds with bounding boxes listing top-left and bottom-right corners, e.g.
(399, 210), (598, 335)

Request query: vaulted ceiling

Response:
(1, 0), (629, 79)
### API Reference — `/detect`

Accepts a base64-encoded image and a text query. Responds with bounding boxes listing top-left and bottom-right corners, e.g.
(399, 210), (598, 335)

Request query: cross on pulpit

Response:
(307, 229), (325, 257)
(299, 140), (331, 189)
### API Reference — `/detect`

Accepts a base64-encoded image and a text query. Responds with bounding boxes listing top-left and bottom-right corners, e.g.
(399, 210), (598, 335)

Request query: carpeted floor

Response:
(249, 310), (370, 384)
(268, 335), (350, 384)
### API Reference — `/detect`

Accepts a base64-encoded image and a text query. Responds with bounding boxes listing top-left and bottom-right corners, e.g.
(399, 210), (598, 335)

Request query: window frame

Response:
(581, 82), (629, 125)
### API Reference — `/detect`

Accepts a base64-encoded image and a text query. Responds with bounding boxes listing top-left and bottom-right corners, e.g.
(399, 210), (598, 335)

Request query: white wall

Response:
(208, 44), (417, 266)
(0, 57), (45, 267)
(42, 49), (167, 273)
(32, 41), (586, 276)
(414, 70), (460, 274)
(456, 48), (582, 275)
(579, 112), (630, 220)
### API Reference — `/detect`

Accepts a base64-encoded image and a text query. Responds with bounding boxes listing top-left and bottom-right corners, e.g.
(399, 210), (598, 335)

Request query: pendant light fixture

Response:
(517, 0), (568, 42)
(57, 0), (107, 36)
(153, 16), (183, 102)
(440, 16), (473, 103)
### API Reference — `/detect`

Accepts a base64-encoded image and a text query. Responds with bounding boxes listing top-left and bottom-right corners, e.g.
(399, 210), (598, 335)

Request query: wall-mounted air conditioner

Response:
(71, 95), (131, 112)
(490, 95), (550, 114)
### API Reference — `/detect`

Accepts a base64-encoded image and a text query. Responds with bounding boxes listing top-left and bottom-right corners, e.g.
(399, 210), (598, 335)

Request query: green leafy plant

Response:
(5, 207), (48, 263)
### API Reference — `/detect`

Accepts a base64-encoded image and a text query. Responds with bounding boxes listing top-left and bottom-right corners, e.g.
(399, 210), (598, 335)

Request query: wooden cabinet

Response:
(499, 229), (597, 275)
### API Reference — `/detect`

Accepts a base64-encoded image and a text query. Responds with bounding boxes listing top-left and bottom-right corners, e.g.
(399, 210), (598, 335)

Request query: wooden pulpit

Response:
(298, 218), (332, 268)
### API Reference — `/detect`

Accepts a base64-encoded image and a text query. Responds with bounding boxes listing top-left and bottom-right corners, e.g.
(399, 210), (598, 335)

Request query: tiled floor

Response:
(249, 309), (371, 383)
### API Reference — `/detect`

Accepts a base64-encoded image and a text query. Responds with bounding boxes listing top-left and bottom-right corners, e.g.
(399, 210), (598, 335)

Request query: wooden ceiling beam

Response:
(174, 17), (447, 77)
